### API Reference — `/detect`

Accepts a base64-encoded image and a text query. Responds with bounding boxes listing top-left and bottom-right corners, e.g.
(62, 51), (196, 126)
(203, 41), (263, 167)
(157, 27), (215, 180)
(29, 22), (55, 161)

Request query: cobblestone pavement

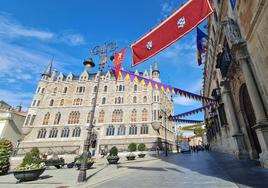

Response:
(1, 152), (268, 188)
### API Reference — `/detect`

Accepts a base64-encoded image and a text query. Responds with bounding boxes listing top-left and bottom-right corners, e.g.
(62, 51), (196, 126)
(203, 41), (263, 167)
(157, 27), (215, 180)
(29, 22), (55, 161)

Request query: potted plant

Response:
(75, 154), (94, 170)
(106, 146), (120, 164)
(126, 143), (136, 160)
(13, 147), (46, 182)
(138, 143), (146, 158)
(0, 139), (13, 175)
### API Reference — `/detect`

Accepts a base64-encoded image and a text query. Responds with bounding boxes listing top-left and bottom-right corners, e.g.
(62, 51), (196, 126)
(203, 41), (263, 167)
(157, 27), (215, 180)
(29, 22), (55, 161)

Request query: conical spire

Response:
(42, 62), (52, 77)
(152, 62), (160, 73)
(42, 56), (54, 77)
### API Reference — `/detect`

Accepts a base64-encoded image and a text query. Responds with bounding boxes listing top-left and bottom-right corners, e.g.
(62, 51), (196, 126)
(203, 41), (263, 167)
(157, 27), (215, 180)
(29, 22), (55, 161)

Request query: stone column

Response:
(220, 80), (249, 159)
(234, 42), (268, 167)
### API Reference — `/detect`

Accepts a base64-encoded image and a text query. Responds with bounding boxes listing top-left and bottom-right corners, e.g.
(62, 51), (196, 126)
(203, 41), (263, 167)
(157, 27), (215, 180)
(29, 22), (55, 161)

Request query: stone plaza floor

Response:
(0, 151), (268, 188)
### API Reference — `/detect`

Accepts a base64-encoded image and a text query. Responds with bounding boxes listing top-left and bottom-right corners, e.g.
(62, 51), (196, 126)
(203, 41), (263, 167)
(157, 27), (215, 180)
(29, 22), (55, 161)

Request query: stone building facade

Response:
(0, 101), (26, 146)
(203, 0), (268, 168)
(18, 62), (176, 156)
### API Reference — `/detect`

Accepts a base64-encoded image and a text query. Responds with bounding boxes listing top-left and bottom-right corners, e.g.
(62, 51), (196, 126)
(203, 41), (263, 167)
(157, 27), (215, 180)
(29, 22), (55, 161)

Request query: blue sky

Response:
(0, 0), (207, 128)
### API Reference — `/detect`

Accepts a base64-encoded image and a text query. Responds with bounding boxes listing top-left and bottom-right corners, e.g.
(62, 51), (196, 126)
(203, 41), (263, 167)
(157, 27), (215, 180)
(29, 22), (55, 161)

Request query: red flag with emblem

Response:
(113, 48), (127, 81)
(131, 0), (213, 66)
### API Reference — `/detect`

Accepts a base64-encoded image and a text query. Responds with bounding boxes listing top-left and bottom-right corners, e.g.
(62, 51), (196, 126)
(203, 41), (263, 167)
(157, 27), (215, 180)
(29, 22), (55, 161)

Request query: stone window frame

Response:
(42, 112), (50, 125)
(140, 124), (149, 134)
(49, 128), (58, 138)
(61, 127), (70, 138)
(37, 128), (46, 139)
(129, 124), (137, 135)
(106, 125), (115, 136)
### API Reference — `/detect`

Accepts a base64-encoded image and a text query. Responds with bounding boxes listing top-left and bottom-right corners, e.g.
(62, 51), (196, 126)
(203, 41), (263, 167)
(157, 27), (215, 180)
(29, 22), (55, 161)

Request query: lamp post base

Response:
(77, 170), (87, 183)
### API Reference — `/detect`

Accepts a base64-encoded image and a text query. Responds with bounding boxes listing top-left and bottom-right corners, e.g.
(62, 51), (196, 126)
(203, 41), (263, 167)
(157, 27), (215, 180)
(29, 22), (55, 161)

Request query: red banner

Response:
(131, 0), (213, 66)
(113, 48), (127, 81)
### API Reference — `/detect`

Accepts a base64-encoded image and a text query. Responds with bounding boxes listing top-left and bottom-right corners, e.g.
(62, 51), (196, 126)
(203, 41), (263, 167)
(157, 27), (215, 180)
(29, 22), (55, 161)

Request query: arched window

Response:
(32, 100), (36, 106)
(119, 85), (123, 91)
(106, 125), (115, 136)
(68, 111), (80, 124)
(87, 111), (92, 123)
(141, 124), (149, 134)
(72, 127), (81, 137)
(118, 97), (121, 104)
(93, 86), (97, 93)
(102, 97), (106, 104)
(98, 110), (105, 123)
(36, 87), (40, 93)
(104, 85), (108, 92)
(133, 96), (137, 103)
(61, 127), (70, 138)
(63, 87), (68, 93)
(131, 109), (137, 122)
(73, 98), (82, 105)
(25, 114), (31, 125)
(60, 99), (64, 106)
(37, 128), (46, 139)
(142, 109), (148, 121)
(112, 109), (123, 122)
(53, 87), (57, 93)
(143, 96), (147, 103)
(129, 124), (137, 135)
(36, 100), (40, 106)
(49, 99), (54, 106)
(54, 112), (61, 125)
(43, 112), (50, 125)
(41, 88), (45, 94)
(134, 84), (138, 92)
(118, 125), (126, 135)
(30, 115), (36, 125)
(49, 128), (58, 138)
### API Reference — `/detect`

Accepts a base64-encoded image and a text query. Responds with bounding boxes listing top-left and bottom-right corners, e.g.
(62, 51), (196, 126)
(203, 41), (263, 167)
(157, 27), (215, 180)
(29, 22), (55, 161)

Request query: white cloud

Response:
(0, 89), (33, 110)
(160, 1), (175, 18)
(60, 33), (86, 46)
(0, 14), (54, 40)
(0, 13), (86, 46)
(173, 96), (199, 106)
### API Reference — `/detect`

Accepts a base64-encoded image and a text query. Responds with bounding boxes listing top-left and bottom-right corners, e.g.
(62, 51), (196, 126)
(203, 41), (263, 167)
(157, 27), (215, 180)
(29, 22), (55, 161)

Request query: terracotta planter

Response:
(13, 168), (46, 182)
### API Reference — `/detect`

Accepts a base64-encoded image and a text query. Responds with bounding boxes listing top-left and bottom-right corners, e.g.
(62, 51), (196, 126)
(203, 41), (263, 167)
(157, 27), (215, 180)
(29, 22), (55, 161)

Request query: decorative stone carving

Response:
(222, 18), (244, 48)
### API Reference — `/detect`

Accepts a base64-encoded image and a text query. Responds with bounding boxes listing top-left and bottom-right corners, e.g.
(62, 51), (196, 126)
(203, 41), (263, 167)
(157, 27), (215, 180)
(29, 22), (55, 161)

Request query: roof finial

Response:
(42, 56), (54, 77)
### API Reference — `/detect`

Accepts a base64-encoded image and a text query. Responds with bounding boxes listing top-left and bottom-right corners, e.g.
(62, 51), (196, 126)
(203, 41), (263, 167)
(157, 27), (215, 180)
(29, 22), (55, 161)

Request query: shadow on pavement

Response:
(159, 151), (268, 188)
(117, 165), (167, 171)
(86, 165), (108, 181)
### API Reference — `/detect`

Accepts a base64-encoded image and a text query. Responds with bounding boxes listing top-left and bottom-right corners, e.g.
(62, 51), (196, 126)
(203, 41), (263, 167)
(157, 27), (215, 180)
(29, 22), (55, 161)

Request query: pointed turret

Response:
(42, 62), (52, 77)
(152, 62), (160, 82)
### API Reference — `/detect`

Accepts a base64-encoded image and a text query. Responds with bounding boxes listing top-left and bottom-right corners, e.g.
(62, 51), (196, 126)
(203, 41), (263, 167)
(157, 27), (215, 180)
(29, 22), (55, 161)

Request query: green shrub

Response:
(128, 143), (137, 152)
(19, 147), (42, 168)
(0, 139), (13, 174)
(138, 143), (146, 152)
(109, 146), (118, 156)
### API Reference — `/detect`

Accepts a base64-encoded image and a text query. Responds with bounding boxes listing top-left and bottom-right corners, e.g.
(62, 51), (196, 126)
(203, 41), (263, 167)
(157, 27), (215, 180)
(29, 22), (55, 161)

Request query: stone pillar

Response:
(220, 80), (249, 159)
(234, 42), (268, 167)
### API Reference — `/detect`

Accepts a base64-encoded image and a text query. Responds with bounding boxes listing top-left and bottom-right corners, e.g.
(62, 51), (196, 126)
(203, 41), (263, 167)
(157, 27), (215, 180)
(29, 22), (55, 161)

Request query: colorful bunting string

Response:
(169, 118), (203, 124)
(110, 68), (217, 105)
(171, 104), (215, 119)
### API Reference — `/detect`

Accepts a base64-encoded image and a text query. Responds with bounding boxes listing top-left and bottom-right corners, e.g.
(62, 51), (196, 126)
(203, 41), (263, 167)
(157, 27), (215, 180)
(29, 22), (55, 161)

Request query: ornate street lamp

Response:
(78, 42), (117, 183)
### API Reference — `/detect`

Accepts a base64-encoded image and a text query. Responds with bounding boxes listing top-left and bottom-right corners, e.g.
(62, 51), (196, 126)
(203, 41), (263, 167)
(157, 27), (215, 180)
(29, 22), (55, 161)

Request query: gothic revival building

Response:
(203, 0), (268, 168)
(18, 62), (176, 156)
